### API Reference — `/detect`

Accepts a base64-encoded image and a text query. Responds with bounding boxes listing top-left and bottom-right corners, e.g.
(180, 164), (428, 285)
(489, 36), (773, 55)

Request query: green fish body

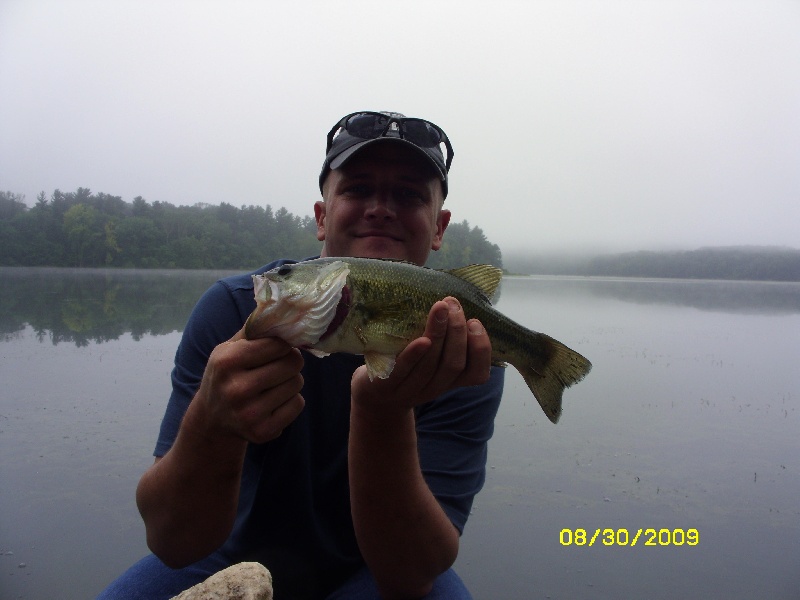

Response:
(245, 257), (591, 423)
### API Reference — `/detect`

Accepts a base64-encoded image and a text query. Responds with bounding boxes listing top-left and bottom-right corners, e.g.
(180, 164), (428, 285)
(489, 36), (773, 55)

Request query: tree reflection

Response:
(3, 269), (799, 349)
(586, 278), (800, 315)
(0, 268), (238, 346)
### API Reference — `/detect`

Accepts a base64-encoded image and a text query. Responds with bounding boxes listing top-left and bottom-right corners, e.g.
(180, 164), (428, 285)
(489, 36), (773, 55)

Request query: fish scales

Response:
(245, 257), (591, 423)
(328, 259), (496, 352)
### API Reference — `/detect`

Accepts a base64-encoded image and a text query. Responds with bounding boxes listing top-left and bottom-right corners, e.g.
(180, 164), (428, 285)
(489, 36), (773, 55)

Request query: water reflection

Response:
(0, 267), (237, 346)
(586, 277), (800, 314)
(2, 269), (799, 348)
(512, 275), (800, 315)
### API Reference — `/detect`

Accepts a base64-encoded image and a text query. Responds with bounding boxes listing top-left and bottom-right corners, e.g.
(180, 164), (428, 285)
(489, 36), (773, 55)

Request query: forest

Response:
(0, 189), (503, 270)
(505, 246), (800, 282)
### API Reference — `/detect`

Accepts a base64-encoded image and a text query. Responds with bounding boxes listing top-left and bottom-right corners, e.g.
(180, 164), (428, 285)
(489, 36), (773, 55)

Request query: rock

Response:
(170, 562), (273, 600)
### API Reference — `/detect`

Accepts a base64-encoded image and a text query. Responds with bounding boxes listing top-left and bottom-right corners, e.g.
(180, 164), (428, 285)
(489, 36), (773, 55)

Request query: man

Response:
(98, 111), (504, 599)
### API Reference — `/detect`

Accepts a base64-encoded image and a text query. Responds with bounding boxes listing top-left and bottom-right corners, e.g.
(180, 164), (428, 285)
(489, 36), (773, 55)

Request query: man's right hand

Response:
(136, 327), (305, 567)
(193, 328), (306, 444)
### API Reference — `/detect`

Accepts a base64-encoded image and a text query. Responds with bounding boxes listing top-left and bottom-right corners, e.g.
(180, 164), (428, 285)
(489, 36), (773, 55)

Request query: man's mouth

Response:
(356, 231), (402, 241)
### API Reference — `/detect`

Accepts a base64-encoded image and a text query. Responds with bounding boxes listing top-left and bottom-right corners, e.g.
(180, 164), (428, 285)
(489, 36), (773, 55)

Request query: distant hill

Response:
(505, 246), (800, 282)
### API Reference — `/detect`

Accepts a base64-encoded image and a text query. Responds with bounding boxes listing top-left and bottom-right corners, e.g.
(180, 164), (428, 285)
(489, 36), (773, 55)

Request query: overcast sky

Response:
(1, 0), (798, 255)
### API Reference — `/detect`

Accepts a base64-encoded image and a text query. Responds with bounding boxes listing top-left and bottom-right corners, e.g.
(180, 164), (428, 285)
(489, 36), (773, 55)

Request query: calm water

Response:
(1, 268), (798, 599)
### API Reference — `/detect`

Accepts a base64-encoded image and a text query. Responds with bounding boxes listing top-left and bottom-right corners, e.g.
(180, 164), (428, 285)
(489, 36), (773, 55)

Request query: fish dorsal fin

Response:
(444, 264), (503, 302)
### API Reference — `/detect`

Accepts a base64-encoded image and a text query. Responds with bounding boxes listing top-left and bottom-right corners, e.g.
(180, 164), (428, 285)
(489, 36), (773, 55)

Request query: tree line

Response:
(505, 246), (800, 282)
(584, 247), (800, 281)
(0, 189), (503, 270)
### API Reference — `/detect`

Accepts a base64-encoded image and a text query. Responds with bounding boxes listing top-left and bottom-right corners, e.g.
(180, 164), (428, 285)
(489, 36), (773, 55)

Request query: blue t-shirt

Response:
(155, 258), (505, 598)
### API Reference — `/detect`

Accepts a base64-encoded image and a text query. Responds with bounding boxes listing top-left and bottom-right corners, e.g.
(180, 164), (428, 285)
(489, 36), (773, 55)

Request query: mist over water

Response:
(1, 269), (798, 599)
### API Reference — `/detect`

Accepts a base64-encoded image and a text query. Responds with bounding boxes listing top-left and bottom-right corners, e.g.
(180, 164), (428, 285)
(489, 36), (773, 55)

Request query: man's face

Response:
(315, 142), (450, 266)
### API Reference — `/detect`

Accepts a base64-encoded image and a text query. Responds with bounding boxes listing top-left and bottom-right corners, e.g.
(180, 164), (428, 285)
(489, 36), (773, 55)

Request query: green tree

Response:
(63, 204), (105, 267)
(115, 216), (162, 267)
(0, 191), (27, 219)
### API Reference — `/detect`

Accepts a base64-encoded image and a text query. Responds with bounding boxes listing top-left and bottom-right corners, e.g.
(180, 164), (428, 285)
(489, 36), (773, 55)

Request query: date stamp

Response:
(560, 528), (699, 547)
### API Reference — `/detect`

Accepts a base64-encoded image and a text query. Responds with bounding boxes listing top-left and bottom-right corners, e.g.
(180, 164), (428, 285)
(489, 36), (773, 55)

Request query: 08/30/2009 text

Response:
(560, 528), (699, 547)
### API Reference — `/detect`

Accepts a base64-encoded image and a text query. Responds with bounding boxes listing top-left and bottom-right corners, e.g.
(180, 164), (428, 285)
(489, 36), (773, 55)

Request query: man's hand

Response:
(193, 328), (306, 444)
(347, 297), (493, 598)
(137, 326), (306, 567)
(351, 296), (492, 412)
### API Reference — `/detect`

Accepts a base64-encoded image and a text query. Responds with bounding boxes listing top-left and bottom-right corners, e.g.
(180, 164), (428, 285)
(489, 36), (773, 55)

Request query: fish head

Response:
(244, 260), (350, 346)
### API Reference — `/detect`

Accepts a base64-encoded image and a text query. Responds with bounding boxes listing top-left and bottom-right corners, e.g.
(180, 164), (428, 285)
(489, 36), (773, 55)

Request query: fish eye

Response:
(277, 265), (292, 276)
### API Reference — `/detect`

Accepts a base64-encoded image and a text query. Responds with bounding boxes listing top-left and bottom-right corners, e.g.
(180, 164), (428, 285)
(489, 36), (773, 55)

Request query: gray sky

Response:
(2, 0), (798, 254)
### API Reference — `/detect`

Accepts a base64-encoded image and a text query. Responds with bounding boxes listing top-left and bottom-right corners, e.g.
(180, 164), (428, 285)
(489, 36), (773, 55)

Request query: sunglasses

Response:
(326, 111), (454, 172)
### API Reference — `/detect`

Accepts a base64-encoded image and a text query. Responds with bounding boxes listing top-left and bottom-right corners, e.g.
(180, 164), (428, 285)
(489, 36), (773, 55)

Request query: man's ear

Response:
(431, 209), (451, 251)
(314, 201), (326, 242)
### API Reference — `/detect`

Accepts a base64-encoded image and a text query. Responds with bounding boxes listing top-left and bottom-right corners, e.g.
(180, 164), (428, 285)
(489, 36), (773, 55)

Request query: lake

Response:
(1, 268), (798, 599)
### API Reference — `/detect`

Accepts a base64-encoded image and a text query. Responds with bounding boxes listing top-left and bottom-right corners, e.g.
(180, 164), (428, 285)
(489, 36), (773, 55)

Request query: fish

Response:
(244, 257), (591, 423)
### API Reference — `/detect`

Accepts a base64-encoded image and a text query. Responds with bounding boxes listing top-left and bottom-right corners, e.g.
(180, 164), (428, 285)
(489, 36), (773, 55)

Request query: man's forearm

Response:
(349, 403), (459, 599)
(136, 398), (248, 568)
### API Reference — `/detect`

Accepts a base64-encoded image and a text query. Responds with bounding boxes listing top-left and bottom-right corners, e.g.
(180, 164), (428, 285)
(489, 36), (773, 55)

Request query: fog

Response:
(1, 0), (798, 254)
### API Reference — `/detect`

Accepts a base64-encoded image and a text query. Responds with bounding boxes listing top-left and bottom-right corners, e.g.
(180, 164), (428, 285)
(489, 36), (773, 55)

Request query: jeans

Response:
(96, 553), (473, 599)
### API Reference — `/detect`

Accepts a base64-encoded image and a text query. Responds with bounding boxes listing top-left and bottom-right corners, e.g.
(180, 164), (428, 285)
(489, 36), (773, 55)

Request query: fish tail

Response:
(513, 334), (592, 424)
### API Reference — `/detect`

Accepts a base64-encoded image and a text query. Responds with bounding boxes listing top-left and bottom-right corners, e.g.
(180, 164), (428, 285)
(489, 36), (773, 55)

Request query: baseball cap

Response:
(319, 111), (454, 197)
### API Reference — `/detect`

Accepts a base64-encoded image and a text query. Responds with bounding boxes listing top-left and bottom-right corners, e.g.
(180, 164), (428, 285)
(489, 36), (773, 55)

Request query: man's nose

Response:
(364, 193), (396, 219)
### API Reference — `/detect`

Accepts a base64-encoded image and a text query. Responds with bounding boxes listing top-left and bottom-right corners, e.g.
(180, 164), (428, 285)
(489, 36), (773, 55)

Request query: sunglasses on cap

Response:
(326, 111), (454, 173)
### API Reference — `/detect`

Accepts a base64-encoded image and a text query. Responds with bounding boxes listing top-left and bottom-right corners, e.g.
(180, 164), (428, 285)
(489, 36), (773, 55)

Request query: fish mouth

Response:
(245, 260), (350, 344)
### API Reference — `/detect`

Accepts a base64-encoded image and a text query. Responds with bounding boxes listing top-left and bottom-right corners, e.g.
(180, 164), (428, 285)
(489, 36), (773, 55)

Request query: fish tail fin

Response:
(514, 334), (592, 424)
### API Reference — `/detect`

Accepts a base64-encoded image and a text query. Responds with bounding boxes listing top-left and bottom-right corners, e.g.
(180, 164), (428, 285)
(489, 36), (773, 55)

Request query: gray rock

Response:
(170, 562), (273, 600)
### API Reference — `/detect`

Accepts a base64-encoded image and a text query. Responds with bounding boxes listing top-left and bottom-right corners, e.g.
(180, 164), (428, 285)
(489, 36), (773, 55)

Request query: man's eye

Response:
(399, 188), (425, 202)
(344, 184), (371, 196)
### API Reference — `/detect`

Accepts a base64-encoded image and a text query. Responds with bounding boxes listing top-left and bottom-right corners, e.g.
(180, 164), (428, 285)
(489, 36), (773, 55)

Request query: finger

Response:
(250, 393), (305, 443)
(423, 299), (452, 344)
(410, 297), (468, 392)
(209, 344), (303, 417)
(405, 297), (459, 379)
(225, 336), (297, 371)
(252, 347), (304, 387)
(436, 297), (469, 377)
(459, 319), (493, 386)
(237, 370), (304, 440)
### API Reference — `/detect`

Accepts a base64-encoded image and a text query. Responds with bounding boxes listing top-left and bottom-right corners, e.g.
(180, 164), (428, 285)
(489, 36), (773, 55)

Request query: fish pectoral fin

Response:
(364, 352), (396, 381)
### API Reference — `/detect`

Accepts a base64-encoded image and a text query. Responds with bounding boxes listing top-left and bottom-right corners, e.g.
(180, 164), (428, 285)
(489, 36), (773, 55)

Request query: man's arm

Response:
(349, 297), (492, 599)
(136, 331), (305, 568)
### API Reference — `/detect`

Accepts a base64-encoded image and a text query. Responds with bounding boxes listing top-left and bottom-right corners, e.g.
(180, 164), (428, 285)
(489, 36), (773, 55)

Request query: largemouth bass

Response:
(244, 257), (591, 423)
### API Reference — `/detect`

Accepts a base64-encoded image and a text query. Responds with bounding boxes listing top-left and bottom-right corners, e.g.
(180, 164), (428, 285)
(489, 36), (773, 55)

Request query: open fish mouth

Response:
(244, 261), (350, 348)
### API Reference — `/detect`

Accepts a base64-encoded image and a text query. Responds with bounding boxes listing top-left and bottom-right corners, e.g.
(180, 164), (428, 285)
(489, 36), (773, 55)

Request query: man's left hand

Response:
(351, 296), (492, 412)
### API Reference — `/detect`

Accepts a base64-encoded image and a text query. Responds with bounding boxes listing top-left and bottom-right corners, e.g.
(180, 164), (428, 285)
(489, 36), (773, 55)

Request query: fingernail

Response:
(446, 298), (460, 313)
(468, 320), (484, 335)
(435, 307), (449, 323)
